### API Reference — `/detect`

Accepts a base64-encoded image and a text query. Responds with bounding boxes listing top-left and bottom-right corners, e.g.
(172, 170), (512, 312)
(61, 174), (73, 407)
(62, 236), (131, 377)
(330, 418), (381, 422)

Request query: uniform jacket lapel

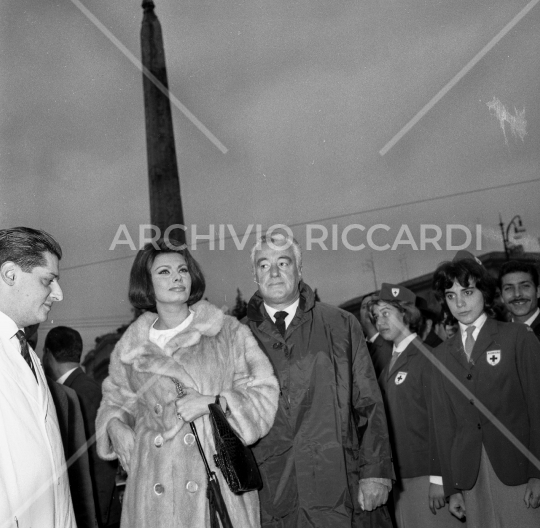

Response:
(470, 317), (498, 365)
(447, 333), (471, 371)
(386, 338), (420, 380)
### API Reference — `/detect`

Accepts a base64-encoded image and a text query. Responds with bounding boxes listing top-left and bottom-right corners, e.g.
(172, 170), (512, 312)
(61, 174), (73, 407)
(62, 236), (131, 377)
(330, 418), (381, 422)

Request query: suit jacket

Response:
(530, 311), (540, 340)
(368, 333), (393, 378)
(47, 378), (97, 528)
(431, 318), (540, 496)
(423, 329), (443, 348)
(64, 368), (121, 527)
(378, 338), (436, 479)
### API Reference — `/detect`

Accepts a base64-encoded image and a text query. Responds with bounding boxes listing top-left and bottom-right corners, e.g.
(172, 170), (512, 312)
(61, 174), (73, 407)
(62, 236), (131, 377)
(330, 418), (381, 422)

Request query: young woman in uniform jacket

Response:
(431, 254), (540, 528)
(371, 283), (462, 528)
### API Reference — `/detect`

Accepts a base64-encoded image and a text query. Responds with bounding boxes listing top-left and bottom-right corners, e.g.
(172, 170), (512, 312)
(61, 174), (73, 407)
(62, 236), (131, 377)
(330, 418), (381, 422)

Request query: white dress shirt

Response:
(264, 298), (300, 330)
(458, 312), (488, 350)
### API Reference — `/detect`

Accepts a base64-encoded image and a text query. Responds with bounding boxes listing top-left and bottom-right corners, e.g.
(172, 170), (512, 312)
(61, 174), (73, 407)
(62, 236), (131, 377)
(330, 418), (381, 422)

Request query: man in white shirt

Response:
(0, 227), (76, 528)
(498, 260), (540, 340)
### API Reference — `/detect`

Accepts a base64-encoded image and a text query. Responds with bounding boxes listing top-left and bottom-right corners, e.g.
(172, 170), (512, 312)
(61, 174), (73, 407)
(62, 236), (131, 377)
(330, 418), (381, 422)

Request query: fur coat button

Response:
(186, 481), (199, 493)
(154, 483), (165, 495)
(183, 433), (195, 445)
(154, 404), (163, 415)
(154, 435), (164, 448)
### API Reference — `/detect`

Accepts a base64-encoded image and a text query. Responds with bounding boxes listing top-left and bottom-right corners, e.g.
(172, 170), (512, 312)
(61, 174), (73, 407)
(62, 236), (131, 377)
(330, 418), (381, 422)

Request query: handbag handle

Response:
(190, 422), (217, 483)
(171, 376), (217, 482)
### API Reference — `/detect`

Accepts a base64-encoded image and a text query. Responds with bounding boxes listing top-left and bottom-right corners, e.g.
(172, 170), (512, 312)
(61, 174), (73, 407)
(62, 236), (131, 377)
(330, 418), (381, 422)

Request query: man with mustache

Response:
(498, 261), (540, 339)
(246, 233), (394, 528)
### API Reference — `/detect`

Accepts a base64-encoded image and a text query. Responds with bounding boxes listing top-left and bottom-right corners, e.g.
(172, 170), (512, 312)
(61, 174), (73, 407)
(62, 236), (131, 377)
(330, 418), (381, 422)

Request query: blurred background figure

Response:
(359, 292), (393, 378)
(44, 326), (121, 528)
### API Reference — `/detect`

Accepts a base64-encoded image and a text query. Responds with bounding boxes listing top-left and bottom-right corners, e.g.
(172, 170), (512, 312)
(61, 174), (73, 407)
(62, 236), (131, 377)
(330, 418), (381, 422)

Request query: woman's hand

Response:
(107, 418), (136, 473)
(428, 483), (446, 514)
(174, 387), (214, 422)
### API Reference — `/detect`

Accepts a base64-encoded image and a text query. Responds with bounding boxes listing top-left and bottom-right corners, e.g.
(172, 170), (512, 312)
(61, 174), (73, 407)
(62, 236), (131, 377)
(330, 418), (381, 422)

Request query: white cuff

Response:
(429, 476), (443, 485)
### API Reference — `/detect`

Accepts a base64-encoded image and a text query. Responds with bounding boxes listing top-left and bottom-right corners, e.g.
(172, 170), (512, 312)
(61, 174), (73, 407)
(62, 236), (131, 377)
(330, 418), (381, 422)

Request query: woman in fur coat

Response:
(96, 239), (279, 528)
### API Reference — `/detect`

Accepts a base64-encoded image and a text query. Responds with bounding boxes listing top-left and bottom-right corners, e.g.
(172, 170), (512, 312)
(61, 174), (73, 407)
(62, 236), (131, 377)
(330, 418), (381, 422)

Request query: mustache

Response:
(510, 298), (530, 303)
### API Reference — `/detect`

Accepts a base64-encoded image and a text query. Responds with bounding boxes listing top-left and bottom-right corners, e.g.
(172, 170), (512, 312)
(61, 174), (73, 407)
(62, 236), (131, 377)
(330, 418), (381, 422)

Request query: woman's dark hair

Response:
(432, 259), (497, 322)
(128, 238), (205, 312)
(368, 298), (422, 333)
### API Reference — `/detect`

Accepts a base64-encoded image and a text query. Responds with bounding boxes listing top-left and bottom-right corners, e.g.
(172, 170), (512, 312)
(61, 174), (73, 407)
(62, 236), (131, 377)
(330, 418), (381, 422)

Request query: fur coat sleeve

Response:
(219, 320), (279, 445)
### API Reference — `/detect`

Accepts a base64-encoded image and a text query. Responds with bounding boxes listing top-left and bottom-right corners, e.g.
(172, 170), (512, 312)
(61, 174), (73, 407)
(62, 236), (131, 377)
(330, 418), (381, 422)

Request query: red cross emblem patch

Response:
(395, 372), (407, 385)
(486, 350), (501, 366)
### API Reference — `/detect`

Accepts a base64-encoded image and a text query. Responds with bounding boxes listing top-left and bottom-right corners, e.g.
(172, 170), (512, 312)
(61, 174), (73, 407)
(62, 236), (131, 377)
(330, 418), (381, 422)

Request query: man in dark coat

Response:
(43, 326), (121, 528)
(47, 378), (98, 528)
(246, 233), (394, 527)
(498, 260), (540, 339)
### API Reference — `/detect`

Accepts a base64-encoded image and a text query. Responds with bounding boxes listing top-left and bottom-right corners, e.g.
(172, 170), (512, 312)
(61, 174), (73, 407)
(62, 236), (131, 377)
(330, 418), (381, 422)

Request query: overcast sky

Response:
(1, 0), (539, 354)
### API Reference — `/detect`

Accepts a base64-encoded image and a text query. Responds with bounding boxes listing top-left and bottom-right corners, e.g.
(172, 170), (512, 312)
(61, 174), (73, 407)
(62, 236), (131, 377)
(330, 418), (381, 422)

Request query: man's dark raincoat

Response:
(247, 282), (394, 527)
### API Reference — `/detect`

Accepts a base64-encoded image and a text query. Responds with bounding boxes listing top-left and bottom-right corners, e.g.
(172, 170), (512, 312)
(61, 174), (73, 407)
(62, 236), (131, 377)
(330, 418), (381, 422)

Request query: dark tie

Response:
(274, 311), (288, 337)
(16, 330), (38, 383)
(464, 325), (476, 362)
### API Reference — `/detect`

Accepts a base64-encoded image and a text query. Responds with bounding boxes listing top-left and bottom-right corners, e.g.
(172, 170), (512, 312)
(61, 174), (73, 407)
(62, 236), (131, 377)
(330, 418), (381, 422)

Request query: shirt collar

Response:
(521, 308), (540, 327)
(459, 312), (488, 341)
(264, 298), (300, 321)
(0, 310), (22, 340)
(57, 367), (78, 385)
(393, 333), (417, 354)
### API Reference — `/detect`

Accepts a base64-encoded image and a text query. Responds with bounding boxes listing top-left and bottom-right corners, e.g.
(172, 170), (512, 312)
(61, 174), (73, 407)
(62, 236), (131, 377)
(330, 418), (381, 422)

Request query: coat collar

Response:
(115, 300), (226, 388)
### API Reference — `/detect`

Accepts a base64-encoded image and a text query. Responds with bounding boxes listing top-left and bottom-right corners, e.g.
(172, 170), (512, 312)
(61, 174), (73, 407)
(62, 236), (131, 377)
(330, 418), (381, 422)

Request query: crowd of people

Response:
(1, 225), (539, 528)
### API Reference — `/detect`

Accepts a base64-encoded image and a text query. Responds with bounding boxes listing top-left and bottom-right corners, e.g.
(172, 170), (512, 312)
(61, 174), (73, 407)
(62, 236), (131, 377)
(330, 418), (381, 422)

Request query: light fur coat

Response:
(96, 301), (279, 528)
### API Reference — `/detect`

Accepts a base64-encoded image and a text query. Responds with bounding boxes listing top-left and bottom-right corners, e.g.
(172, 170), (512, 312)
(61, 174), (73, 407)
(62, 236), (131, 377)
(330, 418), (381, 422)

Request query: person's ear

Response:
(0, 262), (18, 286)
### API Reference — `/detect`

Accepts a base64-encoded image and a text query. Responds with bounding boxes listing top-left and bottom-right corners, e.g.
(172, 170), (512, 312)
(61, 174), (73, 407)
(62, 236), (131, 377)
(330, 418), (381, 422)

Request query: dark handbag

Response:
(208, 396), (263, 494)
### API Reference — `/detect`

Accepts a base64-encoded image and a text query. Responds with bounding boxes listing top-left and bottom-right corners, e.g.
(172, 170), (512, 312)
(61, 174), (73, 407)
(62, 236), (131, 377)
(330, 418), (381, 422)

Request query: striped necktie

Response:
(16, 330), (38, 383)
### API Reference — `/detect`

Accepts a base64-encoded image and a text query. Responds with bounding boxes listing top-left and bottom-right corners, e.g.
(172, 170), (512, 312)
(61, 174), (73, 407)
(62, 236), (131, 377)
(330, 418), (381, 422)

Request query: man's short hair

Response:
(129, 238), (206, 312)
(368, 297), (422, 333)
(250, 233), (302, 272)
(432, 259), (497, 321)
(0, 227), (62, 271)
(498, 260), (539, 289)
(44, 326), (83, 363)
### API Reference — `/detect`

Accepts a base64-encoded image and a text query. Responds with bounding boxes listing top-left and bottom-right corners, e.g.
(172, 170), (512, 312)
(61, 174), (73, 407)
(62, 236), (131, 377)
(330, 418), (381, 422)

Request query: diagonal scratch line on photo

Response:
(405, 322), (540, 474)
(69, 0), (228, 154)
(0, 368), (170, 528)
(379, 0), (540, 156)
